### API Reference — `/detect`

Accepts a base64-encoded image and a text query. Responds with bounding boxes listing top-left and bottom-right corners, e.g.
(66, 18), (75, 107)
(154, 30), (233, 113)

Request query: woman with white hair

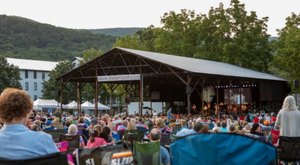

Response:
(67, 124), (85, 148)
(275, 95), (300, 137)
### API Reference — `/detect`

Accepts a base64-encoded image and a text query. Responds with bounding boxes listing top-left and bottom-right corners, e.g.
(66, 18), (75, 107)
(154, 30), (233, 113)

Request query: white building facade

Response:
(7, 58), (58, 100)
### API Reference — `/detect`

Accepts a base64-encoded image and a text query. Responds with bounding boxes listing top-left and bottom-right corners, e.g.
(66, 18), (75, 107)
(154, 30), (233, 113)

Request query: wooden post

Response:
(94, 81), (98, 118)
(139, 75), (143, 116)
(77, 82), (81, 116)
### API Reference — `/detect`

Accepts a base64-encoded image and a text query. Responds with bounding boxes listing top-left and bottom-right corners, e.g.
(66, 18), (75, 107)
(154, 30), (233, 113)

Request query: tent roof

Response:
(57, 47), (285, 83)
(97, 102), (110, 110)
(117, 48), (285, 81)
(33, 99), (59, 109)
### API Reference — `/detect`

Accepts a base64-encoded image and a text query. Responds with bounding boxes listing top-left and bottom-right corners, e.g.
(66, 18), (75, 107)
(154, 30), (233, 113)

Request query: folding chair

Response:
(44, 129), (66, 142)
(76, 142), (129, 165)
(278, 136), (300, 162)
(133, 141), (160, 165)
(160, 133), (171, 147)
(136, 126), (148, 135)
(117, 130), (125, 140)
(59, 134), (80, 154)
(0, 152), (68, 165)
(124, 130), (144, 152)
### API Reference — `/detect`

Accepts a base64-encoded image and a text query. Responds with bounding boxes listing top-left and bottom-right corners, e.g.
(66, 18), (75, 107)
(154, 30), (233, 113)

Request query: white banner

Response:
(98, 74), (141, 82)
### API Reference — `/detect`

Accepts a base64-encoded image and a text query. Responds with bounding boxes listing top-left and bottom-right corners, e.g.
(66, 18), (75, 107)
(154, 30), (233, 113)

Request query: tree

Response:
(272, 13), (300, 90)
(195, 0), (271, 71)
(42, 60), (76, 103)
(114, 0), (271, 72)
(82, 48), (102, 63)
(0, 57), (21, 92)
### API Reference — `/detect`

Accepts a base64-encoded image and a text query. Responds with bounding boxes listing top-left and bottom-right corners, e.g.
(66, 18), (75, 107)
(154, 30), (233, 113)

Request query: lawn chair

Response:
(124, 130), (144, 152)
(0, 152), (68, 165)
(43, 129), (66, 142)
(170, 133), (277, 165)
(76, 142), (128, 165)
(160, 133), (171, 148)
(133, 141), (160, 165)
(136, 126), (148, 136)
(59, 134), (80, 154)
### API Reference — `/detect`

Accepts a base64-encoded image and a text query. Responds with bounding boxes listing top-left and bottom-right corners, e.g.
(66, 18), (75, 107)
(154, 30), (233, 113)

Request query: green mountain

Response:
(0, 15), (117, 61)
(89, 27), (144, 37)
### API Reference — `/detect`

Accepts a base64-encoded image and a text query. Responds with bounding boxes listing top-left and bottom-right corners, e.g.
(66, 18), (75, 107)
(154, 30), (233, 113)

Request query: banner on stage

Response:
(98, 74), (141, 82)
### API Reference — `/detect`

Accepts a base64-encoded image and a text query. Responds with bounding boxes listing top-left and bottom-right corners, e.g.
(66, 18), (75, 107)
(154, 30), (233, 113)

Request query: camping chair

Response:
(44, 129), (66, 142)
(160, 133), (171, 149)
(136, 126), (148, 136)
(278, 136), (300, 162)
(76, 142), (128, 165)
(133, 141), (160, 165)
(82, 129), (90, 145)
(170, 133), (277, 165)
(59, 134), (80, 154)
(117, 130), (125, 140)
(124, 130), (144, 152)
(0, 152), (68, 165)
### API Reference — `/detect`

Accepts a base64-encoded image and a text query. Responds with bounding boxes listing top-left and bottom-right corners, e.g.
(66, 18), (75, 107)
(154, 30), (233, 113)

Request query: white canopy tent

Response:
(65, 100), (79, 109)
(81, 101), (110, 110)
(97, 102), (110, 110)
(81, 101), (95, 109)
(33, 99), (59, 110)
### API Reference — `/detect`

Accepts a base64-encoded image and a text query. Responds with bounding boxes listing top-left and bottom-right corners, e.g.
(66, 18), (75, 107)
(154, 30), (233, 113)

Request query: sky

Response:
(1, 0), (299, 36)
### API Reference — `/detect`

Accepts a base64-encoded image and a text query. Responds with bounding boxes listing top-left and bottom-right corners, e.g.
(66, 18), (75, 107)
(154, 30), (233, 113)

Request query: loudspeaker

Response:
(186, 86), (192, 95)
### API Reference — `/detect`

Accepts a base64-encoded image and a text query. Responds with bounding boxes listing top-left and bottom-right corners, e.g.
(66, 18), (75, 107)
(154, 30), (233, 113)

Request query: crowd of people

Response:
(0, 87), (299, 165)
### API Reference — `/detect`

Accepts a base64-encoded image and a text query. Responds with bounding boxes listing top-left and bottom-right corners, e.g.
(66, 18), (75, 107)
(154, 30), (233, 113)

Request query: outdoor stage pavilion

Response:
(57, 47), (289, 118)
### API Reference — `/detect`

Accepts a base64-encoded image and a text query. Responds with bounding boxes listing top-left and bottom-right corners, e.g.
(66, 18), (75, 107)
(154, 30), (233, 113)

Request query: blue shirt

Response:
(176, 128), (197, 137)
(160, 146), (170, 165)
(0, 124), (59, 160)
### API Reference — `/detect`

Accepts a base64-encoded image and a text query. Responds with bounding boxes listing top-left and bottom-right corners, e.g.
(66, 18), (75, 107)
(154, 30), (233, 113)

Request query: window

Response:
(34, 95), (38, 100)
(42, 72), (45, 80)
(33, 71), (37, 79)
(25, 82), (29, 90)
(25, 70), (28, 79)
(34, 82), (37, 91)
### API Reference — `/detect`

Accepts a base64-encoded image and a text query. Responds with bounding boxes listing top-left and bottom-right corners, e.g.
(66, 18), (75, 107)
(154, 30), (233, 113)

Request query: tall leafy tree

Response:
(82, 48), (102, 63)
(272, 13), (300, 89)
(42, 61), (76, 103)
(199, 0), (270, 72)
(114, 0), (271, 72)
(0, 57), (21, 92)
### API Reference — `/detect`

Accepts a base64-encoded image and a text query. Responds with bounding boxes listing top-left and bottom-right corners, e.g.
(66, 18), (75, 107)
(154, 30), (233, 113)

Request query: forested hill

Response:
(0, 15), (117, 61)
(89, 27), (144, 37)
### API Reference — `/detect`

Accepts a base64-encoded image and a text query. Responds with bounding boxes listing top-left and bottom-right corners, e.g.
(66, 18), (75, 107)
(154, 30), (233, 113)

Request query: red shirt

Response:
(87, 137), (107, 149)
(271, 116), (276, 123)
(253, 116), (259, 123)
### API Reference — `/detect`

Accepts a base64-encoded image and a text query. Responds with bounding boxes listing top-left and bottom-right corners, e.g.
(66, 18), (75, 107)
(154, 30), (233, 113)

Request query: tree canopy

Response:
(0, 57), (21, 92)
(272, 13), (300, 90)
(0, 15), (116, 61)
(114, 0), (271, 72)
(42, 61), (76, 103)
